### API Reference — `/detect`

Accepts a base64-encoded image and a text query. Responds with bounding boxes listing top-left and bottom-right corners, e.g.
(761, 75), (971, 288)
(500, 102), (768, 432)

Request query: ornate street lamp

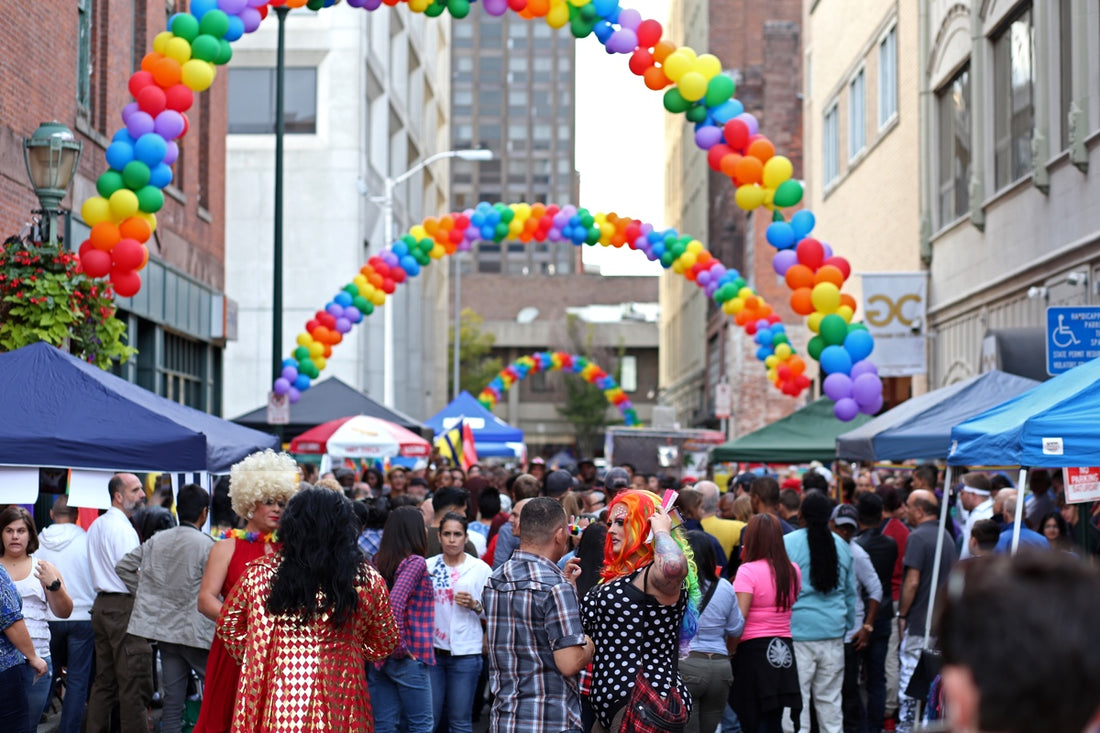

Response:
(23, 121), (83, 244)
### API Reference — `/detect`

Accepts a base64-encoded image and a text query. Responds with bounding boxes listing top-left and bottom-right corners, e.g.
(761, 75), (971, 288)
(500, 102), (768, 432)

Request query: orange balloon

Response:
(653, 40), (677, 63)
(789, 287), (814, 315)
(90, 222), (121, 252)
(747, 137), (775, 163)
(643, 66), (670, 90)
(785, 264), (814, 290)
(840, 294), (858, 313)
(140, 53), (164, 74)
(814, 264), (845, 287)
(789, 355), (806, 376)
(119, 216), (152, 243)
(527, 0), (549, 14)
(719, 153), (742, 178)
(733, 156), (763, 186)
(152, 57), (182, 88)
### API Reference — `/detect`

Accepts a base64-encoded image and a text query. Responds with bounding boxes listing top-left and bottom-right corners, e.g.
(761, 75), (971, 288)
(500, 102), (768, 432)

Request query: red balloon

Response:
(136, 86), (167, 116)
(110, 268), (142, 298)
(706, 144), (733, 171)
(306, 319), (319, 332)
(111, 238), (145, 270)
(382, 278), (395, 294)
(81, 248), (112, 278)
(723, 119), (749, 152)
(796, 238), (825, 270)
(507, 0), (525, 9)
(128, 71), (155, 99)
(179, 113), (190, 137)
(164, 84), (194, 112)
(822, 256), (851, 279)
(628, 48), (654, 76)
(79, 239), (94, 257)
(637, 19), (662, 47)
(454, 214), (470, 229)
(319, 313), (337, 329)
(391, 267), (407, 283)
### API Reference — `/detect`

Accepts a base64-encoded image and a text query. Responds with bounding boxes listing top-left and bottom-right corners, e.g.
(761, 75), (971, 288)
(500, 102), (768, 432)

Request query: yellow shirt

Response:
(700, 515), (746, 560)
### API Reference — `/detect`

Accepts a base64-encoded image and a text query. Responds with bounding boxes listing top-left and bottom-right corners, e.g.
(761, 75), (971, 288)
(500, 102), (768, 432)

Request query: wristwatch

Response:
(46, 578), (61, 592)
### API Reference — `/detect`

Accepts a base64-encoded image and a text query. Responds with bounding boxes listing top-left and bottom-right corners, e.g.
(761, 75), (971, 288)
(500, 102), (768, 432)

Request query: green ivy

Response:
(0, 235), (135, 368)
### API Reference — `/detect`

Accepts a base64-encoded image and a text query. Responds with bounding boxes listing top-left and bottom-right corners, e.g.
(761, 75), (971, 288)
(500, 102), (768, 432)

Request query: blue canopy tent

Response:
(426, 391), (524, 457)
(835, 370), (1040, 461)
(0, 342), (278, 473)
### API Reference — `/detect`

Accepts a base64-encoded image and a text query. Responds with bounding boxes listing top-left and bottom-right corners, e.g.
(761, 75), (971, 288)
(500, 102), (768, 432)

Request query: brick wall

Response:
(0, 0), (226, 291)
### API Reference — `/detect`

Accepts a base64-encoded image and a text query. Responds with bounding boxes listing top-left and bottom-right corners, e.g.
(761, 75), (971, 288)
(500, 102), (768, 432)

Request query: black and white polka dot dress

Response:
(581, 566), (690, 730)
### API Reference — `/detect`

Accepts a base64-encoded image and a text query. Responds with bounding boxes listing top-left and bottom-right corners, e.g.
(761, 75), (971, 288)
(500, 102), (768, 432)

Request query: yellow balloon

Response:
(762, 155), (794, 189)
(737, 287), (754, 300)
(775, 343), (792, 360)
(811, 282), (841, 313)
(722, 299), (738, 315)
(678, 72), (707, 102)
(108, 190), (139, 220)
(81, 197), (112, 226)
(353, 274), (368, 288)
(153, 32), (173, 55)
(767, 368), (778, 383)
(430, 244), (446, 259)
(679, 47), (698, 63)
(837, 305), (855, 322)
(679, 252), (697, 268)
(165, 37), (193, 64)
(566, 0), (586, 6)
(672, 260), (685, 274)
(807, 312), (824, 333)
(313, 356), (327, 371)
(409, 225), (428, 240)
(370, 291), (386, 306)
(137, 211), (157, 232)
(297, 333), (313, 347)
(181, 60), (215, 92)
(729, 297), (745, 313)
(508, 220), (523, 238)
(409, 0), (429, 9)
(662, 51), (691, 82)
(765, 355), (779, 369)
(686, 240), (703, 254)
(695, 54), (722, 79)
(308, 342), (324, 358)
(735, 184), (766, 211)
(546, 3), (569, 28)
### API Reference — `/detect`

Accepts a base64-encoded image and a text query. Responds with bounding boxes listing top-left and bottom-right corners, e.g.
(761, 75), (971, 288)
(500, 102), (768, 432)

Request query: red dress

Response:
(193, 538), (272, 733)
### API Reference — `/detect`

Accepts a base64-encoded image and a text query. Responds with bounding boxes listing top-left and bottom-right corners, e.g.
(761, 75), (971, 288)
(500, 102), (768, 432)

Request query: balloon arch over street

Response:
(76, 0), (883, 420)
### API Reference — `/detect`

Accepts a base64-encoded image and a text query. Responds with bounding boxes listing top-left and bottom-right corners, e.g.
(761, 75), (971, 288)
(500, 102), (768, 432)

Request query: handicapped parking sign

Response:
(1046, 306), (1100, 375)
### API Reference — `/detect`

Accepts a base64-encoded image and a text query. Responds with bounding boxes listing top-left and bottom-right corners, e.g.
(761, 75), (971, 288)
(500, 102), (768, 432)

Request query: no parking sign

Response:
(1063, 467), (1100, 504)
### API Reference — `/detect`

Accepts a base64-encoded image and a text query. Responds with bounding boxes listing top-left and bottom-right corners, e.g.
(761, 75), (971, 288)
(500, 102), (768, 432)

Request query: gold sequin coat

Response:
(216, 554), (399, 732)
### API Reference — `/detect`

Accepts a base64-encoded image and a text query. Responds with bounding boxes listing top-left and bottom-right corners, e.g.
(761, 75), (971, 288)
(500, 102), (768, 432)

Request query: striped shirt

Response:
(485, 550), (586, 733)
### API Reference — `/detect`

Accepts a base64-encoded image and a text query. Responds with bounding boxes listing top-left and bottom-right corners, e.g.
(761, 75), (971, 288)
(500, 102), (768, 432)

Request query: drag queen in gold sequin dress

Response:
(217, 488), (399, 732)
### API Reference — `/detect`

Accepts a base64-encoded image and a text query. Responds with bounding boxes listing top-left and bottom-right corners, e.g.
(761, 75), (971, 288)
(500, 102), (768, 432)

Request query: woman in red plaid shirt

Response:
(369, 507), (436, 733)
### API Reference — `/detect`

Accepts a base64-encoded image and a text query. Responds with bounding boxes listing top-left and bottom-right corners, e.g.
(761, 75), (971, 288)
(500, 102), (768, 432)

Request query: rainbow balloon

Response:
(85, 0), (878, 418)
(477, 351), (639, 426)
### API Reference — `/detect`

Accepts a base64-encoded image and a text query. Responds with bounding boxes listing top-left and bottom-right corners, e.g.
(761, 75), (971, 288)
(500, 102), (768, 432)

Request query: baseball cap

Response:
(830, 504), (859, 528)
(782, 477), (803, 491)
(733, 472), (756, 489)
(604, 467), (631, 490)
(545, 469), (575, 496)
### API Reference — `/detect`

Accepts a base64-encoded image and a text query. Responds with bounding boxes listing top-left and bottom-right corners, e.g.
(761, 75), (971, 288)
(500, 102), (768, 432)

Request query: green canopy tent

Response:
(712, 398), (872, 464)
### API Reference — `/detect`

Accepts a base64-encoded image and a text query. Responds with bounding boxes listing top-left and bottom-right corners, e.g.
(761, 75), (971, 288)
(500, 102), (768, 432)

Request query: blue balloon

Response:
(790, 210), (816, 239)
(819, 345), (854, 375)
(105, 142), (134, 170)
(334, 292), (353, 306)
(400, 255), (420, 276)
(470, 213), (485, 227)
(148, 163), (173, 189)
(754, 329), (772, 346)
(134, 133), (167, 167)
(190, 0), (218, 18)
(223, 15), (244, 42)
(392, 240), (409, 257)
(480, 225), (495, 240)
(294, 374), (311, 391)
(112, 129), (135, 144)
(756, 346), (772, 361)
(766, 222), (796, 250)
(282, 358), (297, 369)
(592, 0), (618, 18)
(844, 329), (875, 362)
(593, 20), (615, 43)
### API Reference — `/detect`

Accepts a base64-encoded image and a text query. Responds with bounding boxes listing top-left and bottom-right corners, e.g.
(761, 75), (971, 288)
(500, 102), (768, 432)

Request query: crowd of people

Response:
(0, 454), (1098, 733)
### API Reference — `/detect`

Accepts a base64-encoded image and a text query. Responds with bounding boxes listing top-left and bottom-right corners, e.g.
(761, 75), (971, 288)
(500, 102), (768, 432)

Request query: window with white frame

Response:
(849, 70), (866, 158)
(937, 64), (971, 226)
(619, 355), (638, 392)
(878, 27), (897, 127)
(823, 104), (839, 185)
(1057, 0), (1072, 150)
(992, 5), (1034, 189)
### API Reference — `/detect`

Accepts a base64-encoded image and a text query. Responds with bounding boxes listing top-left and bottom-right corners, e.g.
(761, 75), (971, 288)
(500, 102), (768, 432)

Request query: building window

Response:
(878, 27), (897, 127)
(227, 67), (317, 134)
(849, 70), (865, 159)
(77, 0), (92, 111)
(823, 104), (839, 185)
(992, 6), (1034, 190)
(619, 355), (638, 392)
(530, 370), (550, 392)
(1058, 0), (1072, 150)
(162, 332), (207, 410)
(937, 64), (971, 226)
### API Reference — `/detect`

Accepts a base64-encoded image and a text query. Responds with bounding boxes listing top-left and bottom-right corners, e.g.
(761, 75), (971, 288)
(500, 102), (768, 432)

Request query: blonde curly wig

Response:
(229, 449), (301, 519)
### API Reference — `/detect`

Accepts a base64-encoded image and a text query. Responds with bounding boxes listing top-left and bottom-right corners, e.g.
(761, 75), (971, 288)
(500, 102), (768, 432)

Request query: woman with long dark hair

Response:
(730, 513), (803, 733)
(216, 489), (398, 731)
(783, 491), (856, 733)
(369, 506), (435, 733)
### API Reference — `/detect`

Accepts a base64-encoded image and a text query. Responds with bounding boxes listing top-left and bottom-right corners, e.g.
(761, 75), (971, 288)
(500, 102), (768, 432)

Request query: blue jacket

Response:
(994, 523), (1050, 554)
(784, 529), (857, 641)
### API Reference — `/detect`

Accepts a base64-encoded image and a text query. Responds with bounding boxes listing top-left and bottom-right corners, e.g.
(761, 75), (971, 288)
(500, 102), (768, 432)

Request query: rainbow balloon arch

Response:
(477, 351), (639, 426)
(76, 0), (883, 420)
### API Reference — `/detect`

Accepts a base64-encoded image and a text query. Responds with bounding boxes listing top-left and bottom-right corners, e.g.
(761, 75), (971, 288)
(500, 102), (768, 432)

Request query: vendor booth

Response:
(426, 391), (525, 458)
(712, 398), (871, 464)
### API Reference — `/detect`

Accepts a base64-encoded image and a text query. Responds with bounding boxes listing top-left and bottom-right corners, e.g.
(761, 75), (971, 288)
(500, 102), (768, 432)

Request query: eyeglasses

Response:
(261, 499), (287, 508)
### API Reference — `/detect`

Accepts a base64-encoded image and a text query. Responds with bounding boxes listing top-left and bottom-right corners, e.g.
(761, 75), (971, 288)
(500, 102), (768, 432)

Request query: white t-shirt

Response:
(12, 557), (51, 658)
(426, 553), (492, 655)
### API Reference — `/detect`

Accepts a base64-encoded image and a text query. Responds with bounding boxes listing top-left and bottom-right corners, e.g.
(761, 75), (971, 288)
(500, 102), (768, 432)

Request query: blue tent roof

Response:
(426, 391), (524, 443)
(836, 370), (1040, 462)
(0, 343), (277, 472)
(949, 357), (1100, 467)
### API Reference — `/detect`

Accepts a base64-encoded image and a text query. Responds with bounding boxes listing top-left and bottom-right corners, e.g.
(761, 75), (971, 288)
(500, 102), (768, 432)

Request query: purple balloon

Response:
(483, 0), (508, 15)
(127, 111), (156, 139)
(343, 305), (361, 321)
(335, 317), (352, 333)
(326, 303), (343, 317)
(860, 394), (884, 414)
(381, 251), (399, 266)
(273, 378), (291, 395)
(618, 8), (642, 29)
(849, 359), (878, 379)
(163, 141), (179, 165)
(247, 0), (268, 6)
(606, 29), (638, 54)
(704, 281), (718, 295)
(239, 7), (262, 32)
(834, 397), (860, 422)
(281, 366), (298, 381)
(852, 373), (883, 408)
(219, 0), (248, 13)
(738, 112), (759, 136)
(288, 386), (301, 403)
(823, 373), (853, 402)
(822, 242), (834, 259)
(695, 126), (724, 150)
(697, 270), (711, 286)
(772, 249), (798, 276)
(154, 110), (185, 140)
(121, 103), (139, 124)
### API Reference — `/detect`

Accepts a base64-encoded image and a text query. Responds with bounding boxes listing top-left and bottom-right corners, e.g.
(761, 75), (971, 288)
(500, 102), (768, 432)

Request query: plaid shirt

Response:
(382, 555), (435, 665)
(484, 550), (586, 733)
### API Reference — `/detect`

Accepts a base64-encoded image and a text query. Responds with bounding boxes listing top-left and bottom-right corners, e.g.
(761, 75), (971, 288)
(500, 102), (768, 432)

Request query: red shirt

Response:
(882, 518), (909, 601)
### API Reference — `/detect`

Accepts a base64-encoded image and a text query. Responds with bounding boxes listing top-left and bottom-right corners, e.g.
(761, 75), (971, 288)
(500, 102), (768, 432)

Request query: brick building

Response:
(0, 0), (230, 412)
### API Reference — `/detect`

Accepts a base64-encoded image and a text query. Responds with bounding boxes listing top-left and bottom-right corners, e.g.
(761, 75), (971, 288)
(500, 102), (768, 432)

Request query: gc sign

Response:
(865, 293), (922, 329)
(860, 273), (927, 377)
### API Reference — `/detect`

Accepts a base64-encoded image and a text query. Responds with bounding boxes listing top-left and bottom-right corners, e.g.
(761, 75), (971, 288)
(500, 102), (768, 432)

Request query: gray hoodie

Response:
(35, 523), (95, 621)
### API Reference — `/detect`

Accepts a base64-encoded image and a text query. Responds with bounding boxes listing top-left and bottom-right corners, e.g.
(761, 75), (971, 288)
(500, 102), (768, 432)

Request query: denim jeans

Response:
(158, 642), (208, 733)
(48, 619), (95, 733)
(368, 656), (434, 733)
(858, 616), (891, 732)
(428, 653), (482, 733)
(841, 641), (866, 733)
(0, 664), (29, 731)
(22, 655), (53, 733)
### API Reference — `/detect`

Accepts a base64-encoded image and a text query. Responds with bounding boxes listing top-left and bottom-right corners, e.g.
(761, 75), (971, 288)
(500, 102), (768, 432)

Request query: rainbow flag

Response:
(435, 421), (478, 471)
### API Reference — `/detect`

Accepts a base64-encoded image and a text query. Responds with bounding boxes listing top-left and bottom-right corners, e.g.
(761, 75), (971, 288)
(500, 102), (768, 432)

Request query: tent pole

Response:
(1011, 466), (1028, 554)
(924, 464), (952, 651)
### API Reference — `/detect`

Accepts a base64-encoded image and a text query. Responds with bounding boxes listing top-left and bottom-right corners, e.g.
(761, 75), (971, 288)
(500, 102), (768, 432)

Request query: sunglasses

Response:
(261, 498), (287, 508)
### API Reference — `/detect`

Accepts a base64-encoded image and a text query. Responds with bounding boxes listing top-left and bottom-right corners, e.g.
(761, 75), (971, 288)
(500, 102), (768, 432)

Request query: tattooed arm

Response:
(648, 507), (688, 600)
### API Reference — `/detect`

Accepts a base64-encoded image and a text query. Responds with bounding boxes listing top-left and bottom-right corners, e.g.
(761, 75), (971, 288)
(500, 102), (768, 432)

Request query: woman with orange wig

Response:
(579, 489), (701, 733)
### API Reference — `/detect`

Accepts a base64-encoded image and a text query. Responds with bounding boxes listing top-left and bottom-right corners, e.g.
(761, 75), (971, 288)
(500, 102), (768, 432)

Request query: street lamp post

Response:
(23, 121), (83, 245)
(374, 148), (492, 407)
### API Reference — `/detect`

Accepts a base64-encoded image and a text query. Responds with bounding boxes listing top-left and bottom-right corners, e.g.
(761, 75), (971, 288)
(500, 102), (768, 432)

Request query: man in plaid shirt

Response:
(484, 498), (594, 733)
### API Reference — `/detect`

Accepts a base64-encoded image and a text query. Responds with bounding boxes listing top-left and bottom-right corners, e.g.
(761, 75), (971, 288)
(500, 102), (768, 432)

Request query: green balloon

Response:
(97, 171), (125, 198)
(418, 238), (434, 253)
(848, 322), (868, 333)
(771, 333), (789, 346)
(170, 14), (200, 42)
(343, 284), (359, 297)
(214, 40), (233, 66)
(585, 228), (600, 245)
(660, 252), (674, 267)
(415, 251), (430, 266)
(732, 277), (746, 291)
(499, 208), (514, 223)
(190, 35), (220, 63)
(299, 357), (316, 374)
(198, 10), (230, 39)
(773, 179), (804, 208)
(663, 88), (690, 114)
(807, 335), (825, 361)
(352, 295), (370, 312)
(360, 301), (375, 316)
(704, 75), (736, 108)
(402, 234), (417, 247)
(772, 210), (786, 222)
(307, 0), (325, 9)
(685, 105), (708, 123)
(293, 346), (310, 360)
(449, 0), (470, 18)
(425, 1), (445, 17)
(122, 161), (151, 190)
(819, 314), (848, 346)
(494, 222), (509, 240)
(136, 186), (164, 214)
